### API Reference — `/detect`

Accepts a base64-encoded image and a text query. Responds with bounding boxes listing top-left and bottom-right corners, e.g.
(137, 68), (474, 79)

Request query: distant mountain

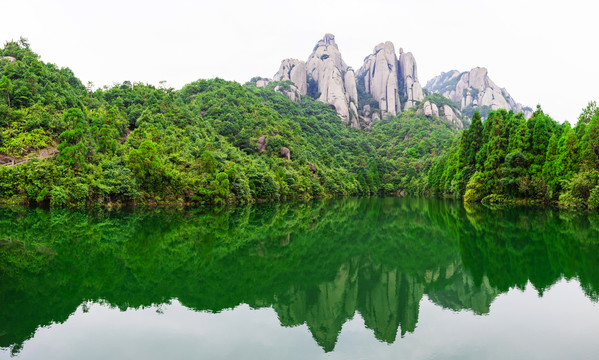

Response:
(425, 68), (532, 119)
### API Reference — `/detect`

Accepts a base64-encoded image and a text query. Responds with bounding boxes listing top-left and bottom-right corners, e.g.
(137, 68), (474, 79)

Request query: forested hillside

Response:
(428, 105), (599, 210)
(2, 40), (597, 209)
(0, 40), (458, 206)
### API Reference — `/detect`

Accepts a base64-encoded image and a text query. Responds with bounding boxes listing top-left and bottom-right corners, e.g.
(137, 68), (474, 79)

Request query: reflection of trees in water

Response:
(0, 198), (598, 354)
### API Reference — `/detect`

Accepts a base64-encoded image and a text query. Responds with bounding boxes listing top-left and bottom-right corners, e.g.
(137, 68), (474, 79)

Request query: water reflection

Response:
(1, 198), (598, 355)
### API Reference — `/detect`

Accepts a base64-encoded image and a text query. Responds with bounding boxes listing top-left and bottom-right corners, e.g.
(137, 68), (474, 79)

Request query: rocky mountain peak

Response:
(265, 34), (478, 130)
(305, 34), (359, 127)
(425, 67), (532, 119)
(323, 33), (337, 46)
(398, 51), (424, 110)
(357, 41), (401, 117)
(357, 41), (425, 121)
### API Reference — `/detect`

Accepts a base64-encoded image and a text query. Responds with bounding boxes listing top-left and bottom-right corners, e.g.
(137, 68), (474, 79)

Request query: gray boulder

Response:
(257, 136), (267, 152)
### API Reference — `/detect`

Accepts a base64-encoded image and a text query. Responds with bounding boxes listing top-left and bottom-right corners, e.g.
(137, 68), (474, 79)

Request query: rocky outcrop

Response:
(417, 101), (464, 129)
(357, 42), (401, 116)
(421, 101), (439, 117)
(398, 49), (424, 110)
(0, 56), (16, 63)
(255, 77), (301, 102)
(254, 78), (271, 88)
(280, 147), (290, 160)
(442, 104), (464, 129)
(357, 42), (425, 123)
(306, 34), (360, 128)
(274, 83), (302, 102)
(425, 67), (532, 118)
(274, 59), (307, 95)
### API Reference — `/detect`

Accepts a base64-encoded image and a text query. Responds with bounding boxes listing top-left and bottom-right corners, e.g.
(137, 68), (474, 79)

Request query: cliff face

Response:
(398, 48), (425, 111)
(305, 34), (359, 127)
(425, 67), (532, 118)
(357, 42), (426, 122)
(357, 42), (401, 117)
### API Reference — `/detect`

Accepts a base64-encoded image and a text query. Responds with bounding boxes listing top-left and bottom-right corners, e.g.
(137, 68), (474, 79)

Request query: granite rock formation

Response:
(306, 34), (359, 127)
(425, 67), (532, 118)
(357, 42), (401, 116)
(417, 101), (464, 129)
(357, 43), (425, 122)
(398, 48), (425, 111)
(274, 59), (307, 95)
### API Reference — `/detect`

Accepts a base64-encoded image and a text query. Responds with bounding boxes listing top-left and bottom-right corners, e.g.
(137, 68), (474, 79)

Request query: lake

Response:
(1, 197), (598, 359)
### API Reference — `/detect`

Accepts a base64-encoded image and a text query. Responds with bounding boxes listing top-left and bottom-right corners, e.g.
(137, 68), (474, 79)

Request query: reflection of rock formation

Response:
(357, 265), (424, 342)
(272, 258), (499, 351)
(428, 272), (499, 315)
(275, 261), (359, 352)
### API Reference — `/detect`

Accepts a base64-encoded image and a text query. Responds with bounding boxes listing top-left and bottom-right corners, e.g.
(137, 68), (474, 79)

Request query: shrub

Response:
(50, 186), (69, 206)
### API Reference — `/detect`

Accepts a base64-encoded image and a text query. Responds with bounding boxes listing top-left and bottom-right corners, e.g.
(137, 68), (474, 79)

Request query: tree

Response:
(127, 140), (171, 193)
(467, 110), (483, 166)
(0, 75), (12, 107)
(542, 134), (559, 193)
(508, 113), (530, 153)
(501, 151), (529, 196)
(579, 110), (599, 170)
(57, 108), (88, 170)
(530, 110), (551, 174)
(554, 125), (579, 184)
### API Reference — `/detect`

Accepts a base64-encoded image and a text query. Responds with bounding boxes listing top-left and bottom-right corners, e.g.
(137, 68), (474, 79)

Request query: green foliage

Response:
(430, 103), (599, 208)
(126, 140), (171, 194)
(464, 171), (486, 202)
(1, 41), (596, 210)
(0, 75), (12, 107)
(56, 108), (87, 169)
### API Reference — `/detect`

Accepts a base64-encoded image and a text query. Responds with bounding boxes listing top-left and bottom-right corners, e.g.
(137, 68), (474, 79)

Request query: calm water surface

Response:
(1, 198), (598, 359)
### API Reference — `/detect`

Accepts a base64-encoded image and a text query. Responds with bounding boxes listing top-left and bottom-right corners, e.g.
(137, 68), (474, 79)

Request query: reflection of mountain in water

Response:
(273, 259), (499, 350)
(1, 198), (598, 354)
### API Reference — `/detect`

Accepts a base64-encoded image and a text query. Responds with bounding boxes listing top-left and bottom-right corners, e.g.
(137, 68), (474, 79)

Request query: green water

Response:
(1, 197), (599, 359)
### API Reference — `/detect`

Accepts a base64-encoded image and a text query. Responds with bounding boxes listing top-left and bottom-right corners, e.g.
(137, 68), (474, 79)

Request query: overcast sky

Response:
(2, 0), (597, 122)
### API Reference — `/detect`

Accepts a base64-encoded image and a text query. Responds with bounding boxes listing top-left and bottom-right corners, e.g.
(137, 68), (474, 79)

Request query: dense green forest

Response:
(0, 39), (457, 206)
(1, 39), (598, 209)
(427, 105), (599, 210)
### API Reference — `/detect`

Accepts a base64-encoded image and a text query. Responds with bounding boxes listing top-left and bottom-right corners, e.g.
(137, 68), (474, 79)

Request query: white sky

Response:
(2, 0), (597, 122)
